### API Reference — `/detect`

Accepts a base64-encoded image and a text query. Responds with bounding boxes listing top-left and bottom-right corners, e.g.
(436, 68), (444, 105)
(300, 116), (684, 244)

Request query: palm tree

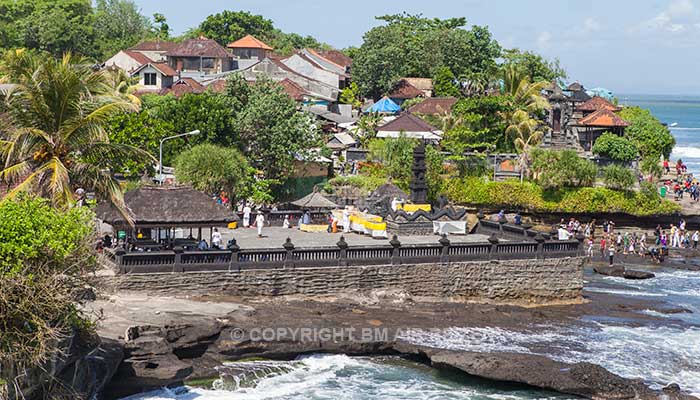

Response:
(0, 50), (152, 219)
(505, 110), (545, 182)
(502, 65), (550, 114)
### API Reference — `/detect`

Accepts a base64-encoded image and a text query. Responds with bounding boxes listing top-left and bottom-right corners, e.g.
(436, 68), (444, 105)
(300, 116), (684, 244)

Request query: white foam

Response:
(671, 146), (700, 159)
(584, 287), (668, 297)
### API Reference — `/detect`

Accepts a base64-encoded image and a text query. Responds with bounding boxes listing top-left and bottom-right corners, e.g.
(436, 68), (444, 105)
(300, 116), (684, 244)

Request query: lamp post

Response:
(158, 130), (200, 183)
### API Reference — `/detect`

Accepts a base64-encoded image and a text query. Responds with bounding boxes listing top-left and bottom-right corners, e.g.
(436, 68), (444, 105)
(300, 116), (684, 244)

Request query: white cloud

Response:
(638, 0), (700, 33)
(537, 31), (552, 50)
(583, 17), (601, 33)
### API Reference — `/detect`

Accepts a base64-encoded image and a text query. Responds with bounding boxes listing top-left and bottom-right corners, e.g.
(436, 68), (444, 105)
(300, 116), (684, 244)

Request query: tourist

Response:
(283, 215), (291, 229)
(243, 203), (252, 228)
(616, 233), (623, 249)
(498, 209), (506, 222)
(514, 212), (522, 225)
(672, 225), (681, 248)
(608, 245), (615, 266)
(343, 207), (351, 233)
(103, 234), (113, 249)
(557, 226), (571, 240)
(622, 233), (630, 255)
(391, 197), (400, 212)
(587, 237), (594, 258)
(212, 228), (222, 249)
(197, 239), (209, 250)
(600, 236), (607, 259)
(303, 210), (311, 225)
(693, 231), (699, 249)
(255, 212), (265, 238)
(664, 159), (670, 174)
(639, 233), (647, 255)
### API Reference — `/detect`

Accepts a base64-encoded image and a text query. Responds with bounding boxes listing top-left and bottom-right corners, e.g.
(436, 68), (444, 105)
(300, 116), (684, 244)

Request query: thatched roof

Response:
(369, 183), (408, 201)
(96, 186), (237, 228)
(291, 191), (338, 209)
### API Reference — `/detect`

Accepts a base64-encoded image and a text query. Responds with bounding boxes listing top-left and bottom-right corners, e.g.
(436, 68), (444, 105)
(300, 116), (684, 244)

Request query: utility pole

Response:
(158, 130), (200, 184)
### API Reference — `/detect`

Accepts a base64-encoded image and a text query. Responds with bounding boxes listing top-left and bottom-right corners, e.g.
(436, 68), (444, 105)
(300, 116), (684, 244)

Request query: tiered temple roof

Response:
(577, 108), (630, 127)
(576, 96), (621, 112)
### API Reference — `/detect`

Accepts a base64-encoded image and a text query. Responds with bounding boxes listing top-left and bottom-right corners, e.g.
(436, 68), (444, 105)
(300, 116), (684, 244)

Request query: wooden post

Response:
(439, 234), (450, 264)
(337, 236), (348, 266)
(390, 235), (401, 265)
(283, 237), (295, 269)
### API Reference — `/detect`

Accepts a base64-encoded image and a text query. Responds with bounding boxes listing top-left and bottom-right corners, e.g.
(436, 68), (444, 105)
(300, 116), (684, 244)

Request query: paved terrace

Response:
(216, 226), (491, 249)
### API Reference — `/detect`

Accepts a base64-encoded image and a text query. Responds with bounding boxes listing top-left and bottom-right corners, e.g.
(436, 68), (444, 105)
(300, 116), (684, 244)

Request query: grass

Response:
(184, 376), (219, 389)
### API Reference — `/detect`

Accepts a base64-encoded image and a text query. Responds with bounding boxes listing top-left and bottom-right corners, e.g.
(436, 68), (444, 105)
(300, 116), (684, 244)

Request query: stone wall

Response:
(98, 257), (586, 304)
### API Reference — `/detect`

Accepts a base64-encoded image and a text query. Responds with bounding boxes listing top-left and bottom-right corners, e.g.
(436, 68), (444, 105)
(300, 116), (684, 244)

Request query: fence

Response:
(106, 233), (581, 274)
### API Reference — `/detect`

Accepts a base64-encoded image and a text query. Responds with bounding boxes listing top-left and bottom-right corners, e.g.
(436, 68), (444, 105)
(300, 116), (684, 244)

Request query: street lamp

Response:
(158, 130), (200, 183)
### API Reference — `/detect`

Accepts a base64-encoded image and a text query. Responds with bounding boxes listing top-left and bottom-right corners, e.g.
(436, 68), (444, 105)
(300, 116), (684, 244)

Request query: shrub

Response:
(602, 164), (636, 191)
(592, 132), (638, 162)
(531, 149), (597, 189)
(174, 143), (251, 197)
(619, 106), (675, 160)
(367, 136), (418, 181)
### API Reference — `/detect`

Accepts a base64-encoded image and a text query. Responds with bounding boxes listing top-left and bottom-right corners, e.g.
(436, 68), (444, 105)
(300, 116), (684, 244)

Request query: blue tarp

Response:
(587, 87), (615, 101)
(365, 96), (401, 114)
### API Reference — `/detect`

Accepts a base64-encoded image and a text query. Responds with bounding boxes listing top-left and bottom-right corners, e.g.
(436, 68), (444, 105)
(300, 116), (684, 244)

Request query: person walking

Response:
(243, 203), (252, 228)
(608, 244), (615, 266)
(600, 236), (607, 260)
(342, 207), (351, 233)
(693, 231), (699, 249)
(255, 212), (265, 238)
(587, 237), (594, 259)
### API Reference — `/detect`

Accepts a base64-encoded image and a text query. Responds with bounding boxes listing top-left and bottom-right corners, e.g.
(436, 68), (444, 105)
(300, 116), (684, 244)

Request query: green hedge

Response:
(444, 177), (680, 216)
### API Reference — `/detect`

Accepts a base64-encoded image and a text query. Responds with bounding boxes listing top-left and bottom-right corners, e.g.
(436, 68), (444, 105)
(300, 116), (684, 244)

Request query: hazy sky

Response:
(132, 0), (700, 95)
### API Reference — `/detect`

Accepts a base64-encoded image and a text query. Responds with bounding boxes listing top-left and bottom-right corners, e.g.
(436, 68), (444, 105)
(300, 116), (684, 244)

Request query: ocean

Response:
(619, 94), (700, 174)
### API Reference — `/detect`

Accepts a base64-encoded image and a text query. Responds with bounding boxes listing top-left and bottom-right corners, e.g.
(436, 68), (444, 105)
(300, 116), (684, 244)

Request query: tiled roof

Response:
(576, 96), (621, 112)
(377, 112), (438, 133)
(124, 50), (153, 65)
(566, 81), (583, 91)
(226, 34), (273, 50)
(279, 78), (307, 101)
(402, 77), (433, 92)
(160, 78), (205, 97)
(316, 50), (352, 68)
(388, 79), (424, 99)
(577, 109), (630, 127)
(206, 79), (228, 93)
(165, 38), (230, 58)
(131, 62), (177, 77)
(129, 40), (177, 52)
(570, 89), (591, 103)
(408, 97), (457, 115)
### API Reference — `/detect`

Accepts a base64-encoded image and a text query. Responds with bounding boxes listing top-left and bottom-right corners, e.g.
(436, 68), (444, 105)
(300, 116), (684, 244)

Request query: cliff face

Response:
(6, 332), (123, 400)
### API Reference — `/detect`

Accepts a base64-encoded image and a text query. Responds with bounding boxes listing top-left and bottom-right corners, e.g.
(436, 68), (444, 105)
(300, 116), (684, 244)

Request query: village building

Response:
(280, 51), (349, 90)
(574, 108), (630, 151)
(104, 50), (154, 73)
(376, 112), (442, 141)
(160, 77), (206, 97)
(387, 79), (424, 105)
(165, 37), (233, 76)
(226, 34), (274, 70)
(128, 40), (177, 62)
(364, 96), (401, 114)
(401, 77), (433, 97)
(130, 62), (177, 92)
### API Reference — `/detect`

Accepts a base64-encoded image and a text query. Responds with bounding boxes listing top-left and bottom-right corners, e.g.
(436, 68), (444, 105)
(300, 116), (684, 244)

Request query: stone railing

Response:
(107, 233), (581, 274)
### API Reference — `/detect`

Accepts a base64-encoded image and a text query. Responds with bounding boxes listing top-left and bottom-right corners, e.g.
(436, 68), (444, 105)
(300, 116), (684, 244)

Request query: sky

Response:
(131, 0), (700, 95)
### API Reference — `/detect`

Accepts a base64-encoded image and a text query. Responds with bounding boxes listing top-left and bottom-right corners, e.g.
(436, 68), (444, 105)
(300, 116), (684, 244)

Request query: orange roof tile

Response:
(577, 109), (630, 127)
(388, 79), (424, 99)
(227, 34), (273, 50)
(124, 50), (153, 65)
(278, 78), (307, 101)
(408, 97), (457, 115)
(576, 96), (621, 112)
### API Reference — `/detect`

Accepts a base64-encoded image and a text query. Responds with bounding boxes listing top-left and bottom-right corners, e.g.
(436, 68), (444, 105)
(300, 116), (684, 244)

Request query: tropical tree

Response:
(0, 51), (151, 218)
(505, 110), (545, 181)
(174, 143), (251, 198)
(501, 65), (550, 114)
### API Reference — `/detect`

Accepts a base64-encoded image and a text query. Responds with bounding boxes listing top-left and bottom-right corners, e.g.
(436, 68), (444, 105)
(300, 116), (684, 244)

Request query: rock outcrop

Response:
(594, 265), (655, 280)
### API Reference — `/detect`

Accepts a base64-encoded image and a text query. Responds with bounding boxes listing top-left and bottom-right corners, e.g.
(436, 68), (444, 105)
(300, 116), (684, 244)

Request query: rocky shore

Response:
(77, 277), (698, 400)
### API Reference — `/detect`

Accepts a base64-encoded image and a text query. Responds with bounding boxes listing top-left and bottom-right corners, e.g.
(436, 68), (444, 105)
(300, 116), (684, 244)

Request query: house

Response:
(402, 77), (433, 97)
(165, 37), (232, 76)
(574, 108), (630, 151)
(388, 79), (424, 105)
(326, 132), (357, 151)
(315, 49), (353, 73)
(227, 34), (273, 60)
(298, 48), (350, 83)
(279, 78), (309, 102)
(104, 50), (153, 73)
(281, 52), (346, 89)
(376, 113), (442, 141)
(160, 77), (206, 97)
(128, 40), (177, 62)
(408, 97), (457, 115)
(130, 62), (177, 92)
(364, 96), (400, 114)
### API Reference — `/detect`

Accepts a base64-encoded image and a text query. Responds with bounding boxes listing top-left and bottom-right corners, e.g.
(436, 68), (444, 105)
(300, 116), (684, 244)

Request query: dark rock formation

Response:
(101, 323), (698, 400)
(594, 265), (655, 280)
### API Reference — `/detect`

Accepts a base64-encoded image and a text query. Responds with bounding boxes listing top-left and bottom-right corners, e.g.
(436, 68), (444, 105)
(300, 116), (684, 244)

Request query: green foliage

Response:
(106, 111), (174, 178)
(143, 92), (238, 147)
(602, 164), (636, 191)
(433, 66), (460, 97)
(92, 0), (152, 59)
(152, 13), (170, 39)
(530, 149), (597, 189)
(231, 75), (321, 180)
(444, 95), (514, 152)
(501, 49), (567, 82)
(640, 155), (664, 178)
(356, 113), (383, 146)
(591, 132), (639, 162)
(339, 82), (362, 109)
(174, 143), (251, 198)
(425, 145), (445, 202)
(328, 175), (390, 194)
(444, 177), (680, 216)
(352, 13), (500, 98)
(619, 106), (675, 160)
(367, 136), (418, 181)
(0, 197), (96, 381)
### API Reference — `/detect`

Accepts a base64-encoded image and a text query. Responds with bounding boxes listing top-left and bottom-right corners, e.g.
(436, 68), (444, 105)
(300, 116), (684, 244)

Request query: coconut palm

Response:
(505, 110), (545, 182)
(502, 64), (550, 114)
(0, 51), (152, 219)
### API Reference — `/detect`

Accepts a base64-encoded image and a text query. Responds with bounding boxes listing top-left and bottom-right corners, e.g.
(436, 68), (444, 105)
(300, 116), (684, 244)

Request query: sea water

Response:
(619, 94), (700, 174)
(122, 266), (700, 400)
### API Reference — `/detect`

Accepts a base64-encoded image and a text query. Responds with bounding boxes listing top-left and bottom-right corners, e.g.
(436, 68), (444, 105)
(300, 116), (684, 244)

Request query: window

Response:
(201, 58), (215, 69)
(144, 73), (157, 86)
